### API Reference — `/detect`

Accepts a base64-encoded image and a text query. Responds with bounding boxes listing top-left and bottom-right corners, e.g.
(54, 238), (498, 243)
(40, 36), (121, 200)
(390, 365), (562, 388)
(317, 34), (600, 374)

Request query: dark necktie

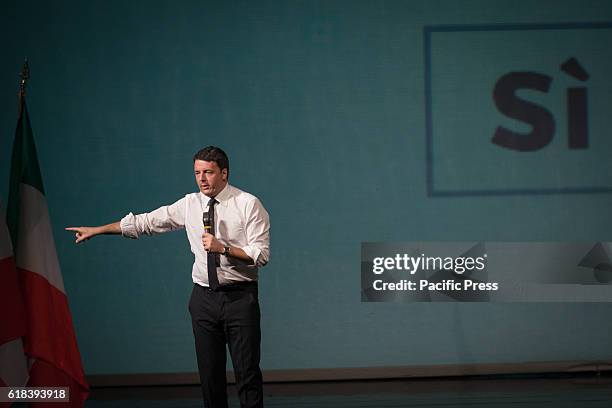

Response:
(207, 198), (220, 290)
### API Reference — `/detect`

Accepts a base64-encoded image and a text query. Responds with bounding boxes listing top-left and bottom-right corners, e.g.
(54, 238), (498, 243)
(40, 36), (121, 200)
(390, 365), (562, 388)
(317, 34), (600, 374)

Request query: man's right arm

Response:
(65, 196), (187, 244)
(65, 221), (121, 244)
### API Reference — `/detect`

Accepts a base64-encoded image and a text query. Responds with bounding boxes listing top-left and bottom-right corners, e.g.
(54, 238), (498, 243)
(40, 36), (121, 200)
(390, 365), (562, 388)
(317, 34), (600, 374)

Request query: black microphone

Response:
(202, 212), (212, 235)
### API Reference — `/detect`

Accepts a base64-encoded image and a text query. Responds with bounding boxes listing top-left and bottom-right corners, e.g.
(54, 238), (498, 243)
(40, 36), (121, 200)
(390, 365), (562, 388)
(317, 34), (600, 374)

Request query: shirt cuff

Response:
(120, 212), (138, 239)
(242, 245), (263, 266)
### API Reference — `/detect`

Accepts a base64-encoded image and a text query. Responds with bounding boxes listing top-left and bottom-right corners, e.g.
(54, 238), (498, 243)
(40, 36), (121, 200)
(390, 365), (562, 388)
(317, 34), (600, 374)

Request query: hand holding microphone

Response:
(202, 212), (223, 253)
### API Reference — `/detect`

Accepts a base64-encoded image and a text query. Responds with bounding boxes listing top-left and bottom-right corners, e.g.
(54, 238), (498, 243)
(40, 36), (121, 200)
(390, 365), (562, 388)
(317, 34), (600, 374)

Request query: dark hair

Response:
(193, 146), (230, 175)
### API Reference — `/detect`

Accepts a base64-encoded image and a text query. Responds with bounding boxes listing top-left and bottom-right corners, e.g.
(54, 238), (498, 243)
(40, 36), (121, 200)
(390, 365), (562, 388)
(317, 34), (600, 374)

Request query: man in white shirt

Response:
(66, 146), (270, 408)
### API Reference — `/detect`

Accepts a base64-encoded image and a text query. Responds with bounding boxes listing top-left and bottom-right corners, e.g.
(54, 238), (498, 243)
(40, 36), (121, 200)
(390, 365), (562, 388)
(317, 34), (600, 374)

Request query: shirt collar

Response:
(201, 183), (231, 207)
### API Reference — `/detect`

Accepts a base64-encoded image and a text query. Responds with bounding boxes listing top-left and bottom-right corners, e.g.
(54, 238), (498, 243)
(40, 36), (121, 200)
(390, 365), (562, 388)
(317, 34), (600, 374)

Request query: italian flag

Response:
(4, 99), (89, 406)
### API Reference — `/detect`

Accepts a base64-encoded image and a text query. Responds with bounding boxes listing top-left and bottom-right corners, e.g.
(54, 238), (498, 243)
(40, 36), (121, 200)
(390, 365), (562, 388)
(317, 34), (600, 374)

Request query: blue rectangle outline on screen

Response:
(424, 22), (612, 197)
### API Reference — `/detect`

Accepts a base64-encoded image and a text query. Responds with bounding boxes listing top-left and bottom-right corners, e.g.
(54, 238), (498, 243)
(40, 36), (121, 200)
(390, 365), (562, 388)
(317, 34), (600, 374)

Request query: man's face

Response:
(194, 160), (228, 198)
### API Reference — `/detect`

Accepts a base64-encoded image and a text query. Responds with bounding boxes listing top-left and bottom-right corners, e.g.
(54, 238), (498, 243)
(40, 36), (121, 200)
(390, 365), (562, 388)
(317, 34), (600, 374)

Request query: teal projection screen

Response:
(1, 0), (612, 376)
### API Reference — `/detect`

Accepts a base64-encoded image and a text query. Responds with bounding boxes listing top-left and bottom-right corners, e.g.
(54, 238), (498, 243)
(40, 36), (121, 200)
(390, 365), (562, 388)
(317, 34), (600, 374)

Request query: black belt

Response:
(202, 281), (257, 292)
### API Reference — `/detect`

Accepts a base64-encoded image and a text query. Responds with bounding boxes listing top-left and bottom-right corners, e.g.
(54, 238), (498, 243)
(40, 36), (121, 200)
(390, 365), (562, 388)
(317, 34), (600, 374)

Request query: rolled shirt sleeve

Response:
(120, 212), (138, 239)
(120, 197), (187, 239)
(241, 197), (270, 267)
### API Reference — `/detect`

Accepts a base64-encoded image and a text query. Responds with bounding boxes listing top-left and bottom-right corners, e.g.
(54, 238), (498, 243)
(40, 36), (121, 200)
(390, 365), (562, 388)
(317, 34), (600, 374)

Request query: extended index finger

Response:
(65, 227), (80, 231)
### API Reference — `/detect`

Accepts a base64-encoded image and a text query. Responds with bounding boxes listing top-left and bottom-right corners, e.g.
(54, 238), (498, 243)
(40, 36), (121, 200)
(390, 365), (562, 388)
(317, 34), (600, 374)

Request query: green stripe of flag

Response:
(6, 101), (45, 250)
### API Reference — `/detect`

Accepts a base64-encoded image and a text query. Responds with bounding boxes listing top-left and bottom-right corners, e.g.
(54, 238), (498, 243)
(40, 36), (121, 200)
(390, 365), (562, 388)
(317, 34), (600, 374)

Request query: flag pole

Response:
(18, 59), (29, 117)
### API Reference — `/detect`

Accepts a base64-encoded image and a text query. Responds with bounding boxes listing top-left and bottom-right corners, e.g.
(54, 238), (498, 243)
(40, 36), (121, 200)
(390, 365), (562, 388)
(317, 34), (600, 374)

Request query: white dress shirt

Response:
(120, 184), (270, 287)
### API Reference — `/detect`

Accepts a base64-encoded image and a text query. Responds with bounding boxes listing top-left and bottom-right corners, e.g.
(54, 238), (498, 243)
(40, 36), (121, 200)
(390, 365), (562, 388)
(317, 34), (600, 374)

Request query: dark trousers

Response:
(189, 282), (264, 408)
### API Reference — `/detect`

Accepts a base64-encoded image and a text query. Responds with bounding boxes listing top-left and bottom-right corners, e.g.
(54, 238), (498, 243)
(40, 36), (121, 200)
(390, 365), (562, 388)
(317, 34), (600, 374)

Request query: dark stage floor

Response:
(82, 374), (612, 407)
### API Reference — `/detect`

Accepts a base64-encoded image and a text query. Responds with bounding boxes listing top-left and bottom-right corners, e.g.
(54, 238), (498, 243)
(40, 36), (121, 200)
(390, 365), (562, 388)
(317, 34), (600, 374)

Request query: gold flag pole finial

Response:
(18, 59), (30, 115)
